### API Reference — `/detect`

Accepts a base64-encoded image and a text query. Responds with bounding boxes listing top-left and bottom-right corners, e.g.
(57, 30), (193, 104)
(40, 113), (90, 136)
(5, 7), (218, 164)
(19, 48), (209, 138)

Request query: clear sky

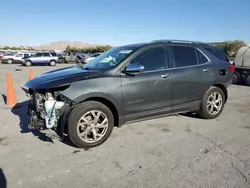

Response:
(0, 0), (249, 46)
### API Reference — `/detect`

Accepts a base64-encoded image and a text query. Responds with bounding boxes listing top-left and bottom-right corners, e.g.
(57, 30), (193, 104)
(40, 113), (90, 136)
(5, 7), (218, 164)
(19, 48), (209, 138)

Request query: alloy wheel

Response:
(206, 92), (223, 115)
(77, 110), (109, 143)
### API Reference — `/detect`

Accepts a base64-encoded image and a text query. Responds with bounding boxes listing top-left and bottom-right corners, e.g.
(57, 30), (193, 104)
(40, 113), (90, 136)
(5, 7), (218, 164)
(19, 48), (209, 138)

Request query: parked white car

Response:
(2, 52), (34, 64)
(85, 53), (102, 63)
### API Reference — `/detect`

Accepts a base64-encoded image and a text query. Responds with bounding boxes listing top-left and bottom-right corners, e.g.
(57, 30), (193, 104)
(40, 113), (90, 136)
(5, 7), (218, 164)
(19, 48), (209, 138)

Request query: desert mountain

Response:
(32, 41), (97, 50)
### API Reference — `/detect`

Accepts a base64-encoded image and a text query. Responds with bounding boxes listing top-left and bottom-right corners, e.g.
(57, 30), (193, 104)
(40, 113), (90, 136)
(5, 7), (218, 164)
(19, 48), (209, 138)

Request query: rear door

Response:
(42, 53), (51, 63)
(171, 45), (216, 107)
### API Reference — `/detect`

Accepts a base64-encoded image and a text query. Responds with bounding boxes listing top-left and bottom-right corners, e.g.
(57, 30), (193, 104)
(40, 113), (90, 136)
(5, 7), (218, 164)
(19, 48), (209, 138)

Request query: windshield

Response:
(83, 46), (138, 70)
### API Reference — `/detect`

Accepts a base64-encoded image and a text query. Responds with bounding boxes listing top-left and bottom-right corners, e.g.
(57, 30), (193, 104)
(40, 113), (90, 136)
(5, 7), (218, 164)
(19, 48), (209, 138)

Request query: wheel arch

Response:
(61, 95), (120, 136)
(212, 83), (228, 103)
(83, 97), (119, 128)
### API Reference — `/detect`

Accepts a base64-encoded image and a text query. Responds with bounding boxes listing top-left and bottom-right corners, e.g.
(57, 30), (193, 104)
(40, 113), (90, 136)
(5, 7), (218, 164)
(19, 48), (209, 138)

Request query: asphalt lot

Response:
(0, 64), (250, 188)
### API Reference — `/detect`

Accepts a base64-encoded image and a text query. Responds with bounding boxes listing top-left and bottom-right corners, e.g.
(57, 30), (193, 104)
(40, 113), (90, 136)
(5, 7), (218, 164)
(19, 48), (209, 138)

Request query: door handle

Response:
(203, 68), (208, 72)
(161, 74), (170, 78)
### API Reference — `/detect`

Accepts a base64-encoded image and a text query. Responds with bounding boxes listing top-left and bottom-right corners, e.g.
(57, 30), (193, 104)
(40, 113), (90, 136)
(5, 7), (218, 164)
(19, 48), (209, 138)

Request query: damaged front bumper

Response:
(27, 90), (73, 136)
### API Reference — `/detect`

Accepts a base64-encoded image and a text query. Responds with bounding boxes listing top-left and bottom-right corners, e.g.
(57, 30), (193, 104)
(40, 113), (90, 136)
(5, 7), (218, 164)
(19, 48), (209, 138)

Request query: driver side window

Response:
(130, 46), (170, 71)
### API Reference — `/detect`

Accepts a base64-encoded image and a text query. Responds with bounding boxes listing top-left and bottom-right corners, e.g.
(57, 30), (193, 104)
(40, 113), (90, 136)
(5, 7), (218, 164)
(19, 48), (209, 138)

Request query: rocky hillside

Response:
(32, 41), (97, 50)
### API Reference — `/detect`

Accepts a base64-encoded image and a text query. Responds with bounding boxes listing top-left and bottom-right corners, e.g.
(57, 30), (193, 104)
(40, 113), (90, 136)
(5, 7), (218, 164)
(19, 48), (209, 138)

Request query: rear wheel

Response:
(67, 101), (114, 148)
(232, 71), (241, 84)
(76, 58), (81, 64)
(25, 60), (32, 66)
(49, 60), (56, 66)
(244, 73), (250, 86)
(198, 86), (225, 119)
(60, 59), (66, 64)
(7, 59), (13, 64)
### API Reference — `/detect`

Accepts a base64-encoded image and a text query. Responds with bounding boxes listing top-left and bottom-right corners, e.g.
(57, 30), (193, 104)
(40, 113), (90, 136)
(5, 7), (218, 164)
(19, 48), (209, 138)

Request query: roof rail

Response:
(150, 39), (211, 46)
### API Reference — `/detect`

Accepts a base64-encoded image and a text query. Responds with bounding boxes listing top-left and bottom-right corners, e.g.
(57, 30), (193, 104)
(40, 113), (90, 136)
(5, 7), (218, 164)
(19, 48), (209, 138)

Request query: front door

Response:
(121, 45), (174, 119)
(32, 53), (44, 64)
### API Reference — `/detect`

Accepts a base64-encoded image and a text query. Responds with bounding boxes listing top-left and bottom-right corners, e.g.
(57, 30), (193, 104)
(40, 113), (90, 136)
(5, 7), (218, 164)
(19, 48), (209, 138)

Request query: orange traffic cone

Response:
(29, 68), (34, 80)
(5, 73), (20, 109)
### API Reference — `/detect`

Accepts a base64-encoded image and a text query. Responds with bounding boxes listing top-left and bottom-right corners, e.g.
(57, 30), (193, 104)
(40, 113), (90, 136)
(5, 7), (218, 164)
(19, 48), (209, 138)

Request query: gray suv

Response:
(25, 40), (234, 148)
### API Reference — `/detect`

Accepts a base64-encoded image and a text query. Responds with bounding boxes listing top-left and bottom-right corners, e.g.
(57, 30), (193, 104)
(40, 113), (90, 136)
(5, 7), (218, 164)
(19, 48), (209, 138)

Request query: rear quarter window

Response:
(50, 53), (57, 57)
(204, 47), (229, 62)
(196, 50), (209, 64)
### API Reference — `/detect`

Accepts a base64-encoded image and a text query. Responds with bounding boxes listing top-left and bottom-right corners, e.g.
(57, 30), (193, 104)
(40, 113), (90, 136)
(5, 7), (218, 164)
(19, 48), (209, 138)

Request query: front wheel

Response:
(25, 60), (32, 66)
(49, 60), (56, 66)
(67, 101), (114, 148)
(76, 58), (82, 64)
(198, 86), (225, 119)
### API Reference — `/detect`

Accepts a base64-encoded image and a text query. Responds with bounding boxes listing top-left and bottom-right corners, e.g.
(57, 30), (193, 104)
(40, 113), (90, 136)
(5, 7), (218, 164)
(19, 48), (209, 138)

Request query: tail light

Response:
(229, 64), (235, 73)
(0, 56), (3, 60)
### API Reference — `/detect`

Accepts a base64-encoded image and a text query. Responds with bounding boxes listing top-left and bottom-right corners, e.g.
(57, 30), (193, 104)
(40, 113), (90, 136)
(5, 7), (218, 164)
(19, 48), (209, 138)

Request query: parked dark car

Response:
(25, 40), (234, 148)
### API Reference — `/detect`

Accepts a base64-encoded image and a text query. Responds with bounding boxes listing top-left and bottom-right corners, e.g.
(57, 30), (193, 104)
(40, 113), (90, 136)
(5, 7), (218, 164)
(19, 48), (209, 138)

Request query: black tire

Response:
(198, 86), (225, 119)
(7, 59), (13, 64)
(244, 73), (250, 86)
(232, 71), (241, 84)
(67, 101), (114, 148)
(25, 60), (32, 66)
(49, 60), (56, 66)
(76, 58), (81, 64)
(60, 59), (66, 64)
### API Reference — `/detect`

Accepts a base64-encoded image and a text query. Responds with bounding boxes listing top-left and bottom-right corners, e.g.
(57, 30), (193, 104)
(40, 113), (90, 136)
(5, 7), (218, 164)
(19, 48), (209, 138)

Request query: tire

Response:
(25, 60), (32, 66)
(232, 71), (241, 84)
(244, 73), (250, 86)
(76, 58), (81, 64)
(49, 60), (56, 66)
(7, 59), (13, 64)
(67, 101), (114, 148)
(198, 86), (225, 119)
(60, 59), (66, 64)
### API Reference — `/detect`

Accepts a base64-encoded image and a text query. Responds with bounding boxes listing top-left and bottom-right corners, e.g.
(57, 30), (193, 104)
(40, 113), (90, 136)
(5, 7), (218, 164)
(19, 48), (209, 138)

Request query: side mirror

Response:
(122, 64), (145, 74)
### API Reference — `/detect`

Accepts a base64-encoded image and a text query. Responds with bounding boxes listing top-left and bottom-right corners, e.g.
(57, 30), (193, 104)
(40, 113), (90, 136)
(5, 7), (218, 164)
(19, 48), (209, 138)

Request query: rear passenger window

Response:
(196, 50), (208, 64)
(172, 46), (198, 67)
(43, 53), (50, 57)
(35, 53), (42, 57)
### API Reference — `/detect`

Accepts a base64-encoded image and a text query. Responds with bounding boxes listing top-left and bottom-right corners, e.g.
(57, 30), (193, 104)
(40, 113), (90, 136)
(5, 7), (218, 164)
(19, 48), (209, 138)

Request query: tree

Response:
(65, 45), (113, 53)
(3, 46), (10, 50)
(65, 45), (71, 51)
(211, 40), (247, 57)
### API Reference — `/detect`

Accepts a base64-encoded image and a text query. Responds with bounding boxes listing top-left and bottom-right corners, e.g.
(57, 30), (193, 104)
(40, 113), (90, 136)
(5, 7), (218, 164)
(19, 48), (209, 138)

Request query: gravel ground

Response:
(0, 64), (250, 188)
